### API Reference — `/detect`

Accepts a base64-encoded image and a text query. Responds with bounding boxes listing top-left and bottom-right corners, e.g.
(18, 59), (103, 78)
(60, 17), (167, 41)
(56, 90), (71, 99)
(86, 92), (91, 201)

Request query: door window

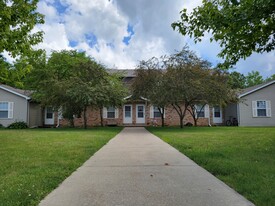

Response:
(214, 106), (221, 118)
(46, 107), (53, 119)
(137, 106), (144, 118)
(125, 106), (131, 117)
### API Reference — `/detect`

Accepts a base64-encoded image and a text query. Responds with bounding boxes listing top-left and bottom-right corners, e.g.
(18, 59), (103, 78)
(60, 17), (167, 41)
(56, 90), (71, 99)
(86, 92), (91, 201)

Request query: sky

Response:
(28, 0), (275, 78)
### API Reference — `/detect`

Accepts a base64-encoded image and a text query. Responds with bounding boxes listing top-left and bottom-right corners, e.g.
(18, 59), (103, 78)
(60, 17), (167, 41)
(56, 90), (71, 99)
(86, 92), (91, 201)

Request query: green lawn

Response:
(147, 126), (275, 206)
(0, 127), (122, 206)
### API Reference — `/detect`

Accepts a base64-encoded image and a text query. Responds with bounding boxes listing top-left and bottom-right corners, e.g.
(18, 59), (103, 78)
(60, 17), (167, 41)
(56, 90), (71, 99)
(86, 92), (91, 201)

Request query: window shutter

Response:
(266, 101), (272, 117)
(115, 108), (119, 118)
(150, 106), (154, 118)
(8, 102), (14, 119)
(204, 104), (209, 118)
(103, 107), (107, 118)
(252, 101), (257, 117)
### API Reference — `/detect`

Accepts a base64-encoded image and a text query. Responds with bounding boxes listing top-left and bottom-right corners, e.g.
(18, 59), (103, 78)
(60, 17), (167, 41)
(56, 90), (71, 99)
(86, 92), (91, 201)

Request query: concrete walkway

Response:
(39, 127), (254, 206)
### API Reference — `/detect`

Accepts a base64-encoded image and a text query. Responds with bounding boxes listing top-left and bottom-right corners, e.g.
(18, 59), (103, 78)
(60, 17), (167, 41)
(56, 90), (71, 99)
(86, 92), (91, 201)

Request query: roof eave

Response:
(0, 85), (31, 100)
(238, 80), (275, 98)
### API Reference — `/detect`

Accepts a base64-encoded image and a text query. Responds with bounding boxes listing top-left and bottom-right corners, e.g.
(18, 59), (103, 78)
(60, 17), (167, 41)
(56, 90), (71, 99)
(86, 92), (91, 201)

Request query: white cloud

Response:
(30, 0), (275, 78)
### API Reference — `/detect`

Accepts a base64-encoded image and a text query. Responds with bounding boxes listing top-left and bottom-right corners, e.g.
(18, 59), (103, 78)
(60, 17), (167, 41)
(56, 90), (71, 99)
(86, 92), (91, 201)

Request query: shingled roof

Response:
(239, 80), (275, 98)
(107, 69), (136, 77)
(0, 84), (32, 100)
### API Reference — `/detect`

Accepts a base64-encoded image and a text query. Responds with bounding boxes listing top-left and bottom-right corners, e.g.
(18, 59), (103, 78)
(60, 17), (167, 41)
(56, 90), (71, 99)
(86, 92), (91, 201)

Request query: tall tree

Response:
(228, 71), (246, 89)
(28, 50), (126, 128)
(96, 73), (127, 127)
(0, 55), (12, 85)
(164, 48), (232, 128)
(265, 74), (275, 82)
(132, 58), (167, 127)
(172, 0), (275, 68)
(0, 0), (44, 57)
(246, 71), (264, 87)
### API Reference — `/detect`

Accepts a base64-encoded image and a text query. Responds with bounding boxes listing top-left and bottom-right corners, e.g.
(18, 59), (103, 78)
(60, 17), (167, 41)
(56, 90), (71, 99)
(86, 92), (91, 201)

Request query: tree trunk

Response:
(180, 116), (184, 128)
(172, 103), (184, 128)
(70, 118), (75, 128)
(161, 113), (165, 127)
(83, 106), (87, 129)
(100, 107), (103, 127)
(194, 118), (197, 127)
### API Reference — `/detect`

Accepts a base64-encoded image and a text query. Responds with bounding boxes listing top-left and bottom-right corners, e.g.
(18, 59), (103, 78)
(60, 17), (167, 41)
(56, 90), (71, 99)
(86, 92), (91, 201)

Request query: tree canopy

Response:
(132, 58), (167, 126)
(132, 47), (233, 128)
(28, 50), (126, 128)
(227, 70), (274, 89)
(0, 0), (44, 57)
(172, 0), (275, 68)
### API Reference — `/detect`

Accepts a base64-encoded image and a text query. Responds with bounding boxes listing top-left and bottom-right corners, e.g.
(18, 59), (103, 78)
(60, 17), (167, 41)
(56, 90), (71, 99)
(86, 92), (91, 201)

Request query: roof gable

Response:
(239, 80), (275, 98)
(0, 85), (31, 100)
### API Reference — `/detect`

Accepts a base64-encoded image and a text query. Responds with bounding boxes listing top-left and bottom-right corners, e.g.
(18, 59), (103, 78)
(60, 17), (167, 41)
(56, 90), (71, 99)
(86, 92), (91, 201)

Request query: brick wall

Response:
(58, 102), (216, 127)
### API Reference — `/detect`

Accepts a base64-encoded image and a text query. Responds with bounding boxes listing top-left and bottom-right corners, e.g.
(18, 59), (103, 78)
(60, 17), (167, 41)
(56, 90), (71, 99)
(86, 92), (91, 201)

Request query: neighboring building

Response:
(0, 85), (43, 127)
(225, 80), (275, 126)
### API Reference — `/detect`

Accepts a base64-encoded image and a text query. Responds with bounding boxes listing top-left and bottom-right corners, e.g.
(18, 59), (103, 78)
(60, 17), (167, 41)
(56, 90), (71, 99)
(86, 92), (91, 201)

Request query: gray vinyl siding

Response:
(224, 103), (238, 123)
(29, 102), (43, 127)
(239, 83), (275, 126)
(0, 89), (28, 127)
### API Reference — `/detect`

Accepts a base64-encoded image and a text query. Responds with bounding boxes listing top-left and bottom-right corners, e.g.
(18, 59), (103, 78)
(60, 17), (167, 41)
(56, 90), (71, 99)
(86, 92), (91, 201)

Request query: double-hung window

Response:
(0, 102), (13, 119)
(107, 107), (115, 118)
(153, 106), (161, 118)
(196, 104), (205, 118)
(150, 106), (165, 118)
(253, 100), (271, 117)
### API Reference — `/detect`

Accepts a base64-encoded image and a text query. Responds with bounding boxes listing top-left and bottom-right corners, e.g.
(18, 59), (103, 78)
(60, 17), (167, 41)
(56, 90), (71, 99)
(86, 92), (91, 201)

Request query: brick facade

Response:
(57, 101), (223, 127)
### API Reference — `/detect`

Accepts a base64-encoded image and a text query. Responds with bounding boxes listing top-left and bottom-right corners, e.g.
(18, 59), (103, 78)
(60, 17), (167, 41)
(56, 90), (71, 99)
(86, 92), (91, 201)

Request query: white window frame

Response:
(103, 106), (119, 119)
(150, 106), (165, 118)
(0, 102), (13, 119)
(194, 104), (209, 118)
(195, 104), (205, 118)
(252, 100), (271, 117)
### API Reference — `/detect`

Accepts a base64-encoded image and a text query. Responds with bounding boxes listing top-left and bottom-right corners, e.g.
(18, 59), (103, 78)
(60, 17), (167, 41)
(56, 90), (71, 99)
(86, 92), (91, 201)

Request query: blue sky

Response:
(30, 0), (275, 78)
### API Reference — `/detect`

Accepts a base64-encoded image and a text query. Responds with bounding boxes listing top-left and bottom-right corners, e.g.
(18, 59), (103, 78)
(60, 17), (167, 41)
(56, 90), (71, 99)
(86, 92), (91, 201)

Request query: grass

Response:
(147, 126), (275, 206)
(0, 127), (122, 206)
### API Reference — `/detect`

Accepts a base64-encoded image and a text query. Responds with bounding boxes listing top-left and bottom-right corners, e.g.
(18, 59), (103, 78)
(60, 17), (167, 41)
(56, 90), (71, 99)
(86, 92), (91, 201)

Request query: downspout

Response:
(27, 100), (30, 127)
(56, 107), (61, 128)
(208, 105), (212, 127)
(208, 116), (212, 127)
(56, 116), (60, 128)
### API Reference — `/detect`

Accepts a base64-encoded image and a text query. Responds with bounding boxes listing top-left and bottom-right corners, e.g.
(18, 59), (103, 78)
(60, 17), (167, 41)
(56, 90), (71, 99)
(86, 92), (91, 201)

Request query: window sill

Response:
(253, 116), (271, 118)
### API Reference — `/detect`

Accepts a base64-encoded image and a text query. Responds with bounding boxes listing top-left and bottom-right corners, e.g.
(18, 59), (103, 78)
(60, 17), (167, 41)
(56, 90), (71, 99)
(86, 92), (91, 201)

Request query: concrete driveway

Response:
(39, 127), (254, 206)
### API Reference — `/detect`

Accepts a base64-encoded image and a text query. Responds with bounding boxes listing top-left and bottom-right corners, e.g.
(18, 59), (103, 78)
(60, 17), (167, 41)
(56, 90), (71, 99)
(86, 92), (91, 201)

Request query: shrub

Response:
(7, 121), (28, 129)
(0, 123), (4, 129)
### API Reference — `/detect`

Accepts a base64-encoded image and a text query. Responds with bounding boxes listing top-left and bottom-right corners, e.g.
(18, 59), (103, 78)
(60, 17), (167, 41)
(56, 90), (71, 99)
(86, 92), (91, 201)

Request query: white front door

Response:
(123, 105), (132, 124)
(213, 106), (223, 124)
(136, 104), (145, 124)
(45, 107), (54, 125)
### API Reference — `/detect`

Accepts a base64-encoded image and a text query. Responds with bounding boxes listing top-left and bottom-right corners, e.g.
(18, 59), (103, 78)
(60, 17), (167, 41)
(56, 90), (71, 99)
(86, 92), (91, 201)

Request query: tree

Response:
(245, 71), (264, 87)
(265, 74), (275, 82)
(131, 58), (167, 127)
(172, 0), (275, 68)
(0, 55), (12, 84)
(28, 50), (126, 128)
(96, 73), (127, 127)
(164, 48), (232, 128)
(0, 0), (44, 57)
(228, 71), (246, 89)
